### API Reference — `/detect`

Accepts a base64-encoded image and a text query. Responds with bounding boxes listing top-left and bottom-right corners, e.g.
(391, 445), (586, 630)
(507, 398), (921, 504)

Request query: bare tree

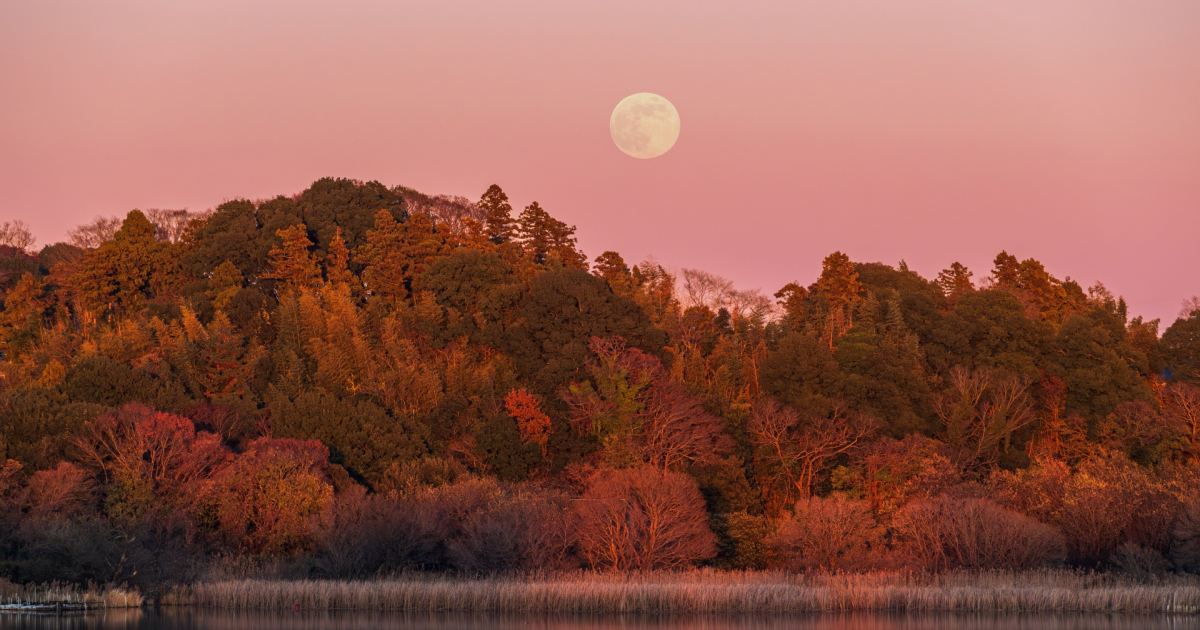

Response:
(1166, 383), (1200, 457)
(68, 216), (121, 249)
(639, 381), (732, 471)
(680, 268), (776, 323)
(748, 398), (876, 502)
(0, 220), (36, 252)
(144, 208), (208, 243)
(573, 466), (716, 570)
(1182, 296), (1200, 319)
(769, 494), (880, 572)
(406, 195), (486, 233)
(681, 268), (734, 310)
(726, 288), (776, 322)
(21, 462), (96, 520)
(893, 496), (1065, 572)
(1174, 497), (1200, 573)
(933, 366), (1035, 468)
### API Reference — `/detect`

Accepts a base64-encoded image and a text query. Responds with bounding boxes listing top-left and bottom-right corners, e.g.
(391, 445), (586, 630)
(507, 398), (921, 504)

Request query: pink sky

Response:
(1, 0), (1197, 325)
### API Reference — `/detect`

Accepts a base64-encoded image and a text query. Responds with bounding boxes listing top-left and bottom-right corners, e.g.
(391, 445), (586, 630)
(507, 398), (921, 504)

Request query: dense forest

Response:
(0, 177), (1198, 586)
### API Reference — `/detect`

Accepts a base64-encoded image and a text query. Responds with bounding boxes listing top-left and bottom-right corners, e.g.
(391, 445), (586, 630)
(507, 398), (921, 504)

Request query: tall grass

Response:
(162, 570), (1200, 614)
(0, 579), (144, 608)
(143, 609), (1200, 630)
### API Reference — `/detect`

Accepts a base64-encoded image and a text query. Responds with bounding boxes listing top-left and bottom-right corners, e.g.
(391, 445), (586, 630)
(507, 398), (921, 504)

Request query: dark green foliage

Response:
(854, 262), (945, 306)
(268, 390), (428, 487)
(294, 177), (403, 258)
(418, 248), (523, 339)
(1051, 309), (1154, 420)
(691, 457), (760, 514)
(0, 519), (149, 586)
(502, 267), (666, 398)
(36, 242), (85, 270)
(472, 415), (543, 482)
(926, 289), (1051, 380)
(836, 300), (934, 436)
(0, 247), (39, 302)
(225, 287), (276, 341)
(185, 199), (291, 282)
(1163, 312), (1200, 385)
(840, 335), (934, 436)
(708, 511), (772, 570)
(1127, 316), (1164, 377)
(0, 389), (103, 469)
(761, 331), (841, 415)
(185, 196), (309, 283)
(62, 355), (192, 413)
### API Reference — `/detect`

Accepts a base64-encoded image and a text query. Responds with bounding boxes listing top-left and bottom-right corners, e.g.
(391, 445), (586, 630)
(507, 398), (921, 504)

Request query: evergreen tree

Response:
(1162, 311), (1200, 385)
(207, 261), (244, 310)
(594, 251), (634, 296)
(773, 283), (809, 332)
(478, 184), (516, 245)
(936, 262), (974, 303)
(516, 202), (587, 269)
(324, 228), (354, 287)
(76, 210), (179, 316)
(265, 225), (321, 297)
(991, 251), (1020, 287)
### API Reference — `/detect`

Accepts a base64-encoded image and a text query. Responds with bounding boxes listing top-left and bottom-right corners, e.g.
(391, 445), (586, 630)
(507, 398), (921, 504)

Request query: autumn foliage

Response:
(0, 176), (1198, 585)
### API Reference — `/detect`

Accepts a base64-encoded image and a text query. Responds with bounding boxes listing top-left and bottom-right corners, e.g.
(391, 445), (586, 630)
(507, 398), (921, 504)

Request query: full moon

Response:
(610, 93), (680, 159)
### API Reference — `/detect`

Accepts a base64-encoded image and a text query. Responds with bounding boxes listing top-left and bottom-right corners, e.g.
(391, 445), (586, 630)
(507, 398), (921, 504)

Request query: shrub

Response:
(375, 456), (465, 500)
(991, 453), (1179, 562)
(1173, 498), (1200, 573)
(893, 496), (1065, 572)
(22, 461), (95, 520)
(315, 476), (573, 575)
(441, 479), (571, 573)
(573, 466), (716, 570)
(1110, 542), (1172, 581)
(311, 485), (398, 577)
(768, 495), (879, 572)
(709, 512), (772, 570)
(207, 438), (333, 554)
(5, 518), (150, 585)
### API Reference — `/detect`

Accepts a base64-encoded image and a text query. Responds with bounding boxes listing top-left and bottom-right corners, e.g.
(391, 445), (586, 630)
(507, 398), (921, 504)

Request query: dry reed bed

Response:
(166, 571), (1200, 614)
(0, 579), (144, 608)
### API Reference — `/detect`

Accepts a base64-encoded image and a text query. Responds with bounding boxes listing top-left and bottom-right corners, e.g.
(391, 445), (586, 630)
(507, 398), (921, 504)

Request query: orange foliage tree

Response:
(505, 388), (552, 456)
(265, 224), (321, 298)
(208, 437), (333, 554)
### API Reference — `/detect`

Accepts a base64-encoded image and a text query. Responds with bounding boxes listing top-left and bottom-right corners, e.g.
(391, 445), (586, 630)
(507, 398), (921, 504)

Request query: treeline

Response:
(0, 177), (1199, 586)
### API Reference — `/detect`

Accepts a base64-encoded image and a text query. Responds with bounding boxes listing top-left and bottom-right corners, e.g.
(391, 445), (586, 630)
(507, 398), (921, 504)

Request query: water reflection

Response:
(1, 610), (1197, 630)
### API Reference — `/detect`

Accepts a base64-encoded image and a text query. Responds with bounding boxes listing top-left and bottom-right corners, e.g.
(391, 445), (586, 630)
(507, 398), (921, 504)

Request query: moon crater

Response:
(610, 93), (680, 159)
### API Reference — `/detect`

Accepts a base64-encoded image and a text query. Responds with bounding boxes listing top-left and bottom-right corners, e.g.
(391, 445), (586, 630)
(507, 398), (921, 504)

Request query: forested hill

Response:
(0, 176), (1198, 582)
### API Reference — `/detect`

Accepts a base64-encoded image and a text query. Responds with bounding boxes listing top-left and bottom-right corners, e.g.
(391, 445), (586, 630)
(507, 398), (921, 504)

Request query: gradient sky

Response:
(1, 0), (1198, 324)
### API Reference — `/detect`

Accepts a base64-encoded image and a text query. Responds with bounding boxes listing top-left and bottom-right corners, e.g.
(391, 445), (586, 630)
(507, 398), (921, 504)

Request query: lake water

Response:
(1, 611), (1198, 630)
